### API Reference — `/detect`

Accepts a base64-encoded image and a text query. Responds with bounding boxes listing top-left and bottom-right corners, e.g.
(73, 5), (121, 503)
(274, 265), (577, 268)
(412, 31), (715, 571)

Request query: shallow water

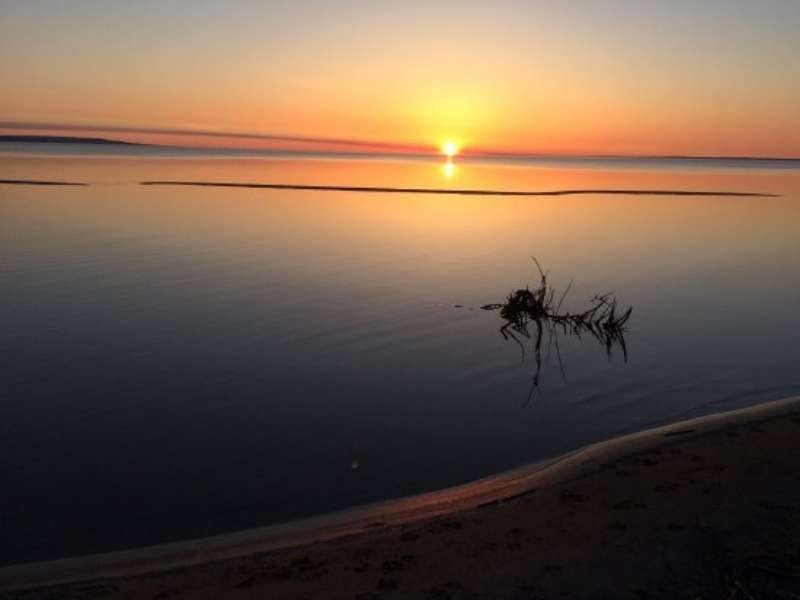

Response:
(2, 149), (799, 565)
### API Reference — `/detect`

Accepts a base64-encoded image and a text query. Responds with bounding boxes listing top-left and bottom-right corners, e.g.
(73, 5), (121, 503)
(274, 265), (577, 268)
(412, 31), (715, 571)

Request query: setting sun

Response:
(442, 141), (459, 157)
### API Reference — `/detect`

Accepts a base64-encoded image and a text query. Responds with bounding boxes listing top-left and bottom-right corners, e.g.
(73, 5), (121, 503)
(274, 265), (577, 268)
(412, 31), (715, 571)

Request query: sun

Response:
(441, 141), (459, 157)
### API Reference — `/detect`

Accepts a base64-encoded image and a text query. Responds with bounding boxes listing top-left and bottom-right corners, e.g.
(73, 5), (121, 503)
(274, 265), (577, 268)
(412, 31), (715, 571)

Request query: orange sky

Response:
(1, 1), (799, 157)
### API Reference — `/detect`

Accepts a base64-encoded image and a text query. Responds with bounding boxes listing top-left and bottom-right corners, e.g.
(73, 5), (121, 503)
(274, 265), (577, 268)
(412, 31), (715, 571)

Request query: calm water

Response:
(2, 148), (800, 565)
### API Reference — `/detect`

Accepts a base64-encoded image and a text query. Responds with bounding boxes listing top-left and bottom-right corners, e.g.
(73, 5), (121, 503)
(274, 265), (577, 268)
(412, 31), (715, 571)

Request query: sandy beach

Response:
(3, 397), (800, 599)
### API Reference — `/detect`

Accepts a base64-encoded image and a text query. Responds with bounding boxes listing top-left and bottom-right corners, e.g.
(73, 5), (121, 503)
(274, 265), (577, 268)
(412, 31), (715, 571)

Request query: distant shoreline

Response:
(2, 395), (799, 595)
(0, 135), (143, 146)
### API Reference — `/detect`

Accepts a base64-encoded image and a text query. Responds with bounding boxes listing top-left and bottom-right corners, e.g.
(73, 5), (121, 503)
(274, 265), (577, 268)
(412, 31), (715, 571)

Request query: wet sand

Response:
(3, 397), (800, 599)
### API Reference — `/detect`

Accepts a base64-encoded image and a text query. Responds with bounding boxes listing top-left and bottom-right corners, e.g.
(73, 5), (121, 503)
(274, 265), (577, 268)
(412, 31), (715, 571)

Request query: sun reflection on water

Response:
(442, 158), (456, 179)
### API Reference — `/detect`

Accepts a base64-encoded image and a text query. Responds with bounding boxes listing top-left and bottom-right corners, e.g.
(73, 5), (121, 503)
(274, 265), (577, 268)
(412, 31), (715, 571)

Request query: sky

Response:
(1, 0), (799, 156)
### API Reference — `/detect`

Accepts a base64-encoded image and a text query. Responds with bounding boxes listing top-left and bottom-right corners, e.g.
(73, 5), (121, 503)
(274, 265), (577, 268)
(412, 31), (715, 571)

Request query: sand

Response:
(3, 397), (800, 599)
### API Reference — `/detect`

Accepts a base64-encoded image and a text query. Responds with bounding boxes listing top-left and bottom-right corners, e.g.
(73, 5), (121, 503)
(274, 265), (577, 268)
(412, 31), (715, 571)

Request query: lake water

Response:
(2, 146), (799, 565)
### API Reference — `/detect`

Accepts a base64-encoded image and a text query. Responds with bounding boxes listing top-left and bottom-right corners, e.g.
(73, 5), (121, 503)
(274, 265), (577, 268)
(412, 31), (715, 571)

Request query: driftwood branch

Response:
(482, 259), (632, 397)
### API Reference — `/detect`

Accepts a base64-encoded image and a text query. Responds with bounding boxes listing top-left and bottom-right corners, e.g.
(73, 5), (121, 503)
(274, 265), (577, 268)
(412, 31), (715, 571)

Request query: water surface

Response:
(2, 149), (799, 565)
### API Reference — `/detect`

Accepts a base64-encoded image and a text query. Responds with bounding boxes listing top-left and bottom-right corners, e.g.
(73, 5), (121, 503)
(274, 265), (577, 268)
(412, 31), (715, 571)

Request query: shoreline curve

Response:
(2, 395), (799, 592)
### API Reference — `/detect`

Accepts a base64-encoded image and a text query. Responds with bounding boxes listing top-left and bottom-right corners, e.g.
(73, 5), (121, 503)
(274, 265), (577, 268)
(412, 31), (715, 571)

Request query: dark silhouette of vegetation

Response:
(482, 259), (632, 400)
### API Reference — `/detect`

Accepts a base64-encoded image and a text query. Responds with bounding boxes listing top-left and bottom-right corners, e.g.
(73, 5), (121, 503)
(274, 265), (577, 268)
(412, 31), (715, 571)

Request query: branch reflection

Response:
(482, 259), (632, 403)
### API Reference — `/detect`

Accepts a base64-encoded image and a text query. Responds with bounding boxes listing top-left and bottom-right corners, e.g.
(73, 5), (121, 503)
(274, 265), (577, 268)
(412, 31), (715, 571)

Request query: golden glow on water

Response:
(4, 156), (796, 252)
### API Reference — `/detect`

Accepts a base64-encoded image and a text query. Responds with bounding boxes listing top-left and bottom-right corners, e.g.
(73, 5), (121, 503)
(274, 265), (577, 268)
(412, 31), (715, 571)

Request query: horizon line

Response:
(1, 122), (799, 162)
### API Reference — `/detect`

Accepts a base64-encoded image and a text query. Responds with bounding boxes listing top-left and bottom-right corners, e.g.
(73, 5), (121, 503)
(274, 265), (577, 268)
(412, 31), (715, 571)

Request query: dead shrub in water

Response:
(482, 258), (632, 398)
